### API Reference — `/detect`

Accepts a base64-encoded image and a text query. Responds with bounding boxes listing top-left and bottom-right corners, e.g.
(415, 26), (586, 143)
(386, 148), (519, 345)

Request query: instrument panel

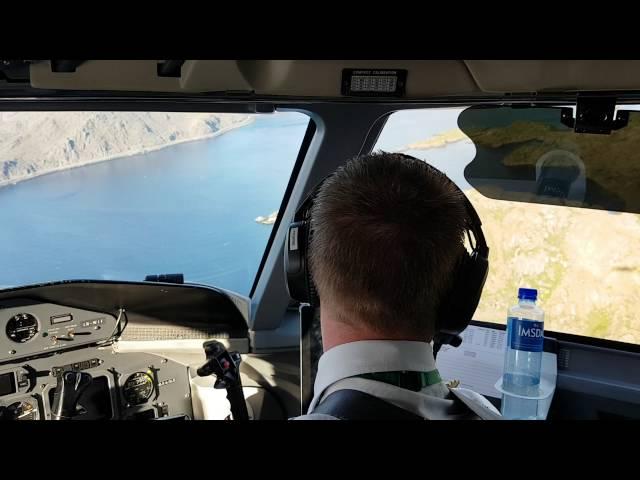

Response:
(0, 298), (119, 363)
(0, 347), (193, 420)
(0, 299), (193, 420)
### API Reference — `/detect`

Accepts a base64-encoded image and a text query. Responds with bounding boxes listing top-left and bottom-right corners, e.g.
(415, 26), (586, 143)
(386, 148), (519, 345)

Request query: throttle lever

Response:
(51, 371), (92, 420)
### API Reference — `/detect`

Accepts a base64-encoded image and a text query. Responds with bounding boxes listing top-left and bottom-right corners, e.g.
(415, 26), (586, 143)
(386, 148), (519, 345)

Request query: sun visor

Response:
(459, 102), (640, 214)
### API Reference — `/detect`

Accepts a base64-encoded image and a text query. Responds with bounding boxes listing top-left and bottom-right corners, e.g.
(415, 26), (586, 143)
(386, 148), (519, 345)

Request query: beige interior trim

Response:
(179, 60), (252, 91)
(238, 60), (479, 96)
(29, 60), (479, 96)
(27, 60), (640, 97)
(464, 60), (640, 93)
(30, 60), (181, 92)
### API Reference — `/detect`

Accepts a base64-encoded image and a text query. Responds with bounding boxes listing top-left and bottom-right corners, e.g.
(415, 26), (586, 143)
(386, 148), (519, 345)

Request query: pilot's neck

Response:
(319, 301), (430, 352)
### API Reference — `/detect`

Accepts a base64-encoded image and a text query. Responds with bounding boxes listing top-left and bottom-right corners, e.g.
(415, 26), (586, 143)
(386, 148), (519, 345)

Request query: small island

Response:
(255, 211), (278, 225)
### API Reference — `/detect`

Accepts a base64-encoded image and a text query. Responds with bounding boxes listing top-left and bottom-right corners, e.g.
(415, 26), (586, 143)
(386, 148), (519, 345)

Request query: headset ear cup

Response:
(285, 221), (311, 304)
(285, 176), (329, 307)
(284, 217), (321, 307)
(436, 247), (489, 337)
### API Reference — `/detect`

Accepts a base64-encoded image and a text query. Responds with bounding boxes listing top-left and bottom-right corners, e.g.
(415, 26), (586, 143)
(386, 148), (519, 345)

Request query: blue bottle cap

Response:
(518, 288), (538, 301)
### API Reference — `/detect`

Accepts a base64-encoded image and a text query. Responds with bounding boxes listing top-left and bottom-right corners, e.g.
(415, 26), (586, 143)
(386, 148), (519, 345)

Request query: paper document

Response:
(437, 325), (506, 398)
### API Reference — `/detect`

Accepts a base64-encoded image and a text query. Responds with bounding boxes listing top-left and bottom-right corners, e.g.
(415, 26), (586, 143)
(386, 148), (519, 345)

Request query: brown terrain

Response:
(411, 120), (640, 344)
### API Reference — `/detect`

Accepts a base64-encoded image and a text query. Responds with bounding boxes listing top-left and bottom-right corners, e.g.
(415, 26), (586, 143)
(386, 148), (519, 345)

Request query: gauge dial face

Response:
(6, 313), (39, 343)
(123, 372), (154, 405)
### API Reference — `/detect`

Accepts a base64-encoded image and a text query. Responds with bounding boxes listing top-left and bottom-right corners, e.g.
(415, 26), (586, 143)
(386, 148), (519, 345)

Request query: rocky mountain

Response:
(0, 111), (252, 186)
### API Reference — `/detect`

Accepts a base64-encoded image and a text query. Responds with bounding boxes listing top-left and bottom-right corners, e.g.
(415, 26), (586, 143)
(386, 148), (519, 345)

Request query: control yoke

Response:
(197, 340), (249, 421)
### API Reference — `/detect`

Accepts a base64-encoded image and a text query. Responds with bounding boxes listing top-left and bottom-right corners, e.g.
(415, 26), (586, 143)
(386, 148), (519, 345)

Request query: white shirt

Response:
(294, 340), (502, 420)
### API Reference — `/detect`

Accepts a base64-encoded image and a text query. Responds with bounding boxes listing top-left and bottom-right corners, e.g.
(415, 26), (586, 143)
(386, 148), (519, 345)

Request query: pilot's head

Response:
(308, 152), (470, 350)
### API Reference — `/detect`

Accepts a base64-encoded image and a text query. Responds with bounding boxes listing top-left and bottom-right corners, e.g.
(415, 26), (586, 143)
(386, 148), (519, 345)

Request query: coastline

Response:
(0, 115), (255, 189)
(396, 129), (471, 152)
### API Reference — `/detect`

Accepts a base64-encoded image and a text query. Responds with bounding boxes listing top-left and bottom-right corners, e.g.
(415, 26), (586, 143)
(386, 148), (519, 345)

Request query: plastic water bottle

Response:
(501, 288), (545, 419)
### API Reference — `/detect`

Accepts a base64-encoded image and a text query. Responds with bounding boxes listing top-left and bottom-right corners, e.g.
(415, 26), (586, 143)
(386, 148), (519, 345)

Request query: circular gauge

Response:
(6, 313), (39, 343)
(122, 372), (154, 405)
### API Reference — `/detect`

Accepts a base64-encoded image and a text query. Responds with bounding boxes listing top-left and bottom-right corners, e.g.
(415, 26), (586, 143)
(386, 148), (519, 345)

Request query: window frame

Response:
(370, 106), (640, 350)
(4, 95), (640, 351)
(0, 102), (312, 296)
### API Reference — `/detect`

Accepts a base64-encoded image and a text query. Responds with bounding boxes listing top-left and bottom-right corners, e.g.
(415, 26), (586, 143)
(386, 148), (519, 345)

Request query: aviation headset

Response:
(284, 155), (489, 349)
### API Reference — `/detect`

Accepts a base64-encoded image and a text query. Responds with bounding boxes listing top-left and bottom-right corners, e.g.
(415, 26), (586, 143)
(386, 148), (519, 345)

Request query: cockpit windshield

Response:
(0, 111), (309, 294)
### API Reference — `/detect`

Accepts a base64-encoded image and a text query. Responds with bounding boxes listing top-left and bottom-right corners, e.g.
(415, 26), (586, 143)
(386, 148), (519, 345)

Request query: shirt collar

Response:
(311, 340), (438, 410)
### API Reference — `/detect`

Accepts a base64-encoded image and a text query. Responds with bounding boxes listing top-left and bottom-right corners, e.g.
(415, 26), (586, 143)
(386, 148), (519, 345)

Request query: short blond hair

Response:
(309, 152), (468, 338)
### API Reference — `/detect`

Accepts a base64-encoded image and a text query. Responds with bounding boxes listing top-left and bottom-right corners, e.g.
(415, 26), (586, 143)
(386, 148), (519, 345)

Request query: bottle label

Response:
(508, 317), (544, 352)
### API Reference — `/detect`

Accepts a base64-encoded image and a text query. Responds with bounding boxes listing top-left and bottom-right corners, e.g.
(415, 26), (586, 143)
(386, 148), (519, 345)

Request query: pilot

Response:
(290, 152), (501, 420)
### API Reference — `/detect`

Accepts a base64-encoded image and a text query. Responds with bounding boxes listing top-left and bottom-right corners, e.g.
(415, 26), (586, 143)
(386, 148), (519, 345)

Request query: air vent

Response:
(121, 326), (230, 341)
